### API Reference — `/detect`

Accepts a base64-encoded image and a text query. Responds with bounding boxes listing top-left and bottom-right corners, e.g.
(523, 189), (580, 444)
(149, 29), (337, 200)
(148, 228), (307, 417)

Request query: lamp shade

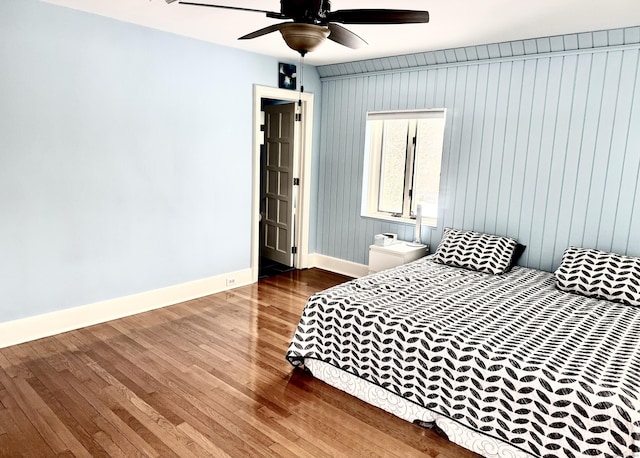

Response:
(279, 23), (330, 55)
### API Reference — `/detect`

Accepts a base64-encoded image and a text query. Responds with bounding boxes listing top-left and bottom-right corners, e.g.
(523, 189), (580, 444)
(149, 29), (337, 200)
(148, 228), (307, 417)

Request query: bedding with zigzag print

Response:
(286, 256), (640, 457)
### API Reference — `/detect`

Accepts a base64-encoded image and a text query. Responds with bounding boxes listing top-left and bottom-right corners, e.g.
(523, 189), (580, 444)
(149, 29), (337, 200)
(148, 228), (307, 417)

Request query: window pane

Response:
(412, 118), (446, 219)
(378, 120), (409, 213)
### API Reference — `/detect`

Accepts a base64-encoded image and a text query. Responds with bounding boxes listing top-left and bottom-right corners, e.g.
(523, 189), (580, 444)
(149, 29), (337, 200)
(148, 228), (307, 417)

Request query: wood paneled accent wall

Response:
(314, 27), (640, 271)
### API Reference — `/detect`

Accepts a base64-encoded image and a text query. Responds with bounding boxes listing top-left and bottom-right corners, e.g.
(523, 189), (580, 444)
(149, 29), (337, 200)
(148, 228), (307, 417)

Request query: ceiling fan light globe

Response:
(279, 23), (330, 54)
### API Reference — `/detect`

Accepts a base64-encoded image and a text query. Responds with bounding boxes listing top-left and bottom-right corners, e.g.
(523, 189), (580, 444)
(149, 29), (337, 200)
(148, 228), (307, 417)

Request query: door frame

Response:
(251, 85), (314, 282)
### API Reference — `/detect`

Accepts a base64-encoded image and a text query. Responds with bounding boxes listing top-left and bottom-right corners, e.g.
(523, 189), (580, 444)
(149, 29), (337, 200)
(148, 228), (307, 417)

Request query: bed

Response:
(286, 228), (640, 458)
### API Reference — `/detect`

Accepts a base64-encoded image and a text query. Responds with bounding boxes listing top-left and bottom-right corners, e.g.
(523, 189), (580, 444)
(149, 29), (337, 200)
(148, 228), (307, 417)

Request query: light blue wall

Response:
(314, 28), (640, 272)
(0, 0), (321, 322)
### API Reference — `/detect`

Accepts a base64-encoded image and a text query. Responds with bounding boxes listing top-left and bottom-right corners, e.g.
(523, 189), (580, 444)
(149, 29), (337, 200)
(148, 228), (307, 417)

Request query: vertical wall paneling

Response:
(572, 52), (608, 249)
(484, 62), (512, 236)
(340, 78), (356, 260)
(321, 80), (336, 256)
(352, 77), (369, 263)
(584, 51), (623, 250)
(552, 53), (592, 265)
(518, 57), (549, 268)
(473, 62), (500, 232)
(613, 52), (640, 254)
(332, 79), (347, 259)
(596, 50), (634, 251)
(537, 57), (566, 269)
(495, 60), (523, 238)
(314, 28), (640, 270)
(464, 64), (488, 231)
(507, 59), (537, 243)
(540, 55), (578, 271)
(451, 65), (473, 230)
(572, 54), (610, 250)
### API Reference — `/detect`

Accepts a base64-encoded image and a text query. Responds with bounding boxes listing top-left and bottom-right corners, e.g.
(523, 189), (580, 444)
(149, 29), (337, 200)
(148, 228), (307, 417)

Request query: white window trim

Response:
(361, 109), (445, 228)
(361, 212), (438, 227)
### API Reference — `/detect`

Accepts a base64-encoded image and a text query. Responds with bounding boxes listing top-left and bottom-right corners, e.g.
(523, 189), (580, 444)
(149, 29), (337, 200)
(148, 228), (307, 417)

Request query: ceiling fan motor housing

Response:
(281, 0), (331, 23)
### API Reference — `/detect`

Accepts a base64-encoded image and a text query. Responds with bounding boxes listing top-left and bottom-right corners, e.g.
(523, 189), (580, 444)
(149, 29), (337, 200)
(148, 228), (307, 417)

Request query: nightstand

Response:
(368, 242), (429, 274)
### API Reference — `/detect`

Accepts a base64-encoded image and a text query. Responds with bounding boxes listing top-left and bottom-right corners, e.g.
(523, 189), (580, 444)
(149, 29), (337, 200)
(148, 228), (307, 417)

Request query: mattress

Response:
(286, 256), (640, 457)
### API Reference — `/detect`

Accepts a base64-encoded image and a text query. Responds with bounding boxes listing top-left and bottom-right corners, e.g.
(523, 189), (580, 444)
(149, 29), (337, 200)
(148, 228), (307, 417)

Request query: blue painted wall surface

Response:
(0, 0), (321, 322)
(314, 28), (640, 272)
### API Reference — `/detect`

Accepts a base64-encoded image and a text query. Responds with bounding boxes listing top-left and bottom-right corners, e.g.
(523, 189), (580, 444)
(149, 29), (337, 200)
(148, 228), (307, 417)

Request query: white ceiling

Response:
(43, 0), (640, 66)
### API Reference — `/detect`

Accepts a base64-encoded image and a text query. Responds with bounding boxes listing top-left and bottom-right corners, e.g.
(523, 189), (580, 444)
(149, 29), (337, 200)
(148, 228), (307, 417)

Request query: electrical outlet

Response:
(226, 278), (236, 287)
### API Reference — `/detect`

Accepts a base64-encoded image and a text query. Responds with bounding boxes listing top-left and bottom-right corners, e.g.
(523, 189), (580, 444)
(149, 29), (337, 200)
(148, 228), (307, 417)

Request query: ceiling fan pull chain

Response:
(298, 53), (305, 109)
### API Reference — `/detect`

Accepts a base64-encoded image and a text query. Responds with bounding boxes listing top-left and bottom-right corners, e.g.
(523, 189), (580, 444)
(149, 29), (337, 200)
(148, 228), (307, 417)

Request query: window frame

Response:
(361, 109), (446, 227)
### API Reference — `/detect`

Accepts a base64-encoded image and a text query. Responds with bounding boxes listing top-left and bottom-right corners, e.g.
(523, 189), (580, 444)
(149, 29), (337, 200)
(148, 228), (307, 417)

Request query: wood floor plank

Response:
(101, 383), (215, 457)
(0, 410), (41, 457)
(0, 269), (480, 457)
(65, 376), (160, 458)
(175, 422), (234, 458)
(18, 367), (106, 457)
(85, 349), (244, 457)
(154, 362), (295, 457)
(0, 365), (93, 458)
(0, 399), (58, 457)
(136, 358), (282, 456)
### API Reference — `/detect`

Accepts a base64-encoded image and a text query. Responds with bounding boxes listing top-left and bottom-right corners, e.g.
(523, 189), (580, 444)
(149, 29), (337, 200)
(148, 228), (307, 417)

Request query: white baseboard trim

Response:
(309, 253), (369, 278)
(0, 268), (254, 349)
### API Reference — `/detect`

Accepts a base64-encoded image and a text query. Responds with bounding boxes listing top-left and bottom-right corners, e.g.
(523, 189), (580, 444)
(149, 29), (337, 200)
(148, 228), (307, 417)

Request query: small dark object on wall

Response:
(279, 63), (297, 90)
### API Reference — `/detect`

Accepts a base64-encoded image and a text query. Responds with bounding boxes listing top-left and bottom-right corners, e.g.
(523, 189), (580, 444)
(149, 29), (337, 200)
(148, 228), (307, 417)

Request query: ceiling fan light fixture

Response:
(279, 23), (330, 55)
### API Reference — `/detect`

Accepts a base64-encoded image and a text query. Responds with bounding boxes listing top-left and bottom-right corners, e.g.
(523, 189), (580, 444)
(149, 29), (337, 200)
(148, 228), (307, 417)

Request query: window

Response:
(362, 109), (446, 226)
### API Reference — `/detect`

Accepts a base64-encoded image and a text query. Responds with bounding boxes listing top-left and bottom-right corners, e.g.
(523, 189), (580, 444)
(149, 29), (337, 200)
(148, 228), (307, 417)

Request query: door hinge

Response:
(293, 178), (300, 186)
(292, 246), (298, 254)
(295, 113), (302, 122)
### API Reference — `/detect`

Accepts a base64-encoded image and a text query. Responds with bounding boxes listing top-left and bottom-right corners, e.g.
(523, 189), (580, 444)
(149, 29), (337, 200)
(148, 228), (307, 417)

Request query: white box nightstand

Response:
(368, 242), (428, 274)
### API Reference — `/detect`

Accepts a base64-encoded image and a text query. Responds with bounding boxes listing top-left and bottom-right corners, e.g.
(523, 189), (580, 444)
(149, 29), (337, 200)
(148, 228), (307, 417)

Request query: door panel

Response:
(261, 103), (296, 266)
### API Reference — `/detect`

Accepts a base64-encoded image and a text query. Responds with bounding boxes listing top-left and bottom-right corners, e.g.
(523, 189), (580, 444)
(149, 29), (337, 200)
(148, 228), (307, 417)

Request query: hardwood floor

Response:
(0, 268), (480, 457)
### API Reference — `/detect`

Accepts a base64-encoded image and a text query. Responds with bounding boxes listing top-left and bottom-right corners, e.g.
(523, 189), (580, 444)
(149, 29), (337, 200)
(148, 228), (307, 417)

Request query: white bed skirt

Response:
(304, 358), (530, 458)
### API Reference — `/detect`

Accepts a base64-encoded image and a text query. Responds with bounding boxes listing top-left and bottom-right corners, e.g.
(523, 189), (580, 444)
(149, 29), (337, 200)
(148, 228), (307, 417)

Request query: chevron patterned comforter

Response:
(286, 256), (640, 457)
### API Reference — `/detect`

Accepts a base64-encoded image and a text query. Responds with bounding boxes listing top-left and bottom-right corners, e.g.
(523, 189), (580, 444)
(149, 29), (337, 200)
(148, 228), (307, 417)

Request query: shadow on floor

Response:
(259, 257), (295, 279)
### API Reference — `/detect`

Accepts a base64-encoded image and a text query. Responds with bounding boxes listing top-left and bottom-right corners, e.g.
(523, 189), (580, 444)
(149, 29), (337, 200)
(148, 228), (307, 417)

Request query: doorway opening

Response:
(259, 100), (296, 278)
(251, 86), (314, 282)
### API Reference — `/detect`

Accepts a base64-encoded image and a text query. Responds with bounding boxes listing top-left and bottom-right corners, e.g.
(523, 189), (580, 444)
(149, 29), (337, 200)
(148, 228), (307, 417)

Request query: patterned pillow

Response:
(432, 228), (519, 275)
(555, 247), (640, 307)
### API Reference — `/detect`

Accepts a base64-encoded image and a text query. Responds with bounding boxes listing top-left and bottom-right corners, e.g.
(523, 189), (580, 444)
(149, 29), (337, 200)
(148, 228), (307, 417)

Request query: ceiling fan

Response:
(165, 0), (429, 55)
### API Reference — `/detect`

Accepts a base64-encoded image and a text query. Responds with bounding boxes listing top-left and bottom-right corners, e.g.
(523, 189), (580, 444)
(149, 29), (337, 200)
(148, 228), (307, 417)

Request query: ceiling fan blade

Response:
(327, 9), (429, 25)
(238, 23), (284, 40)
(177, 2), (275, 15)
(327, 23), (367, 49)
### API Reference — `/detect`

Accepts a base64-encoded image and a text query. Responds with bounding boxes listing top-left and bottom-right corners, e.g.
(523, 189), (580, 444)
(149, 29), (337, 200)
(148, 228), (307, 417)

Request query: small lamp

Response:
(413, 202), (425, 245)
